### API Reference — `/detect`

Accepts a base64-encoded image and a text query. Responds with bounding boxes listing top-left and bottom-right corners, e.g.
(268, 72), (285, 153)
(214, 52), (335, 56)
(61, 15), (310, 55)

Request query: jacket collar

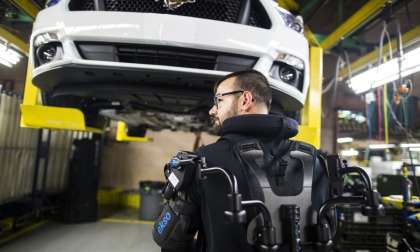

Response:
(218, 114), (298, 139)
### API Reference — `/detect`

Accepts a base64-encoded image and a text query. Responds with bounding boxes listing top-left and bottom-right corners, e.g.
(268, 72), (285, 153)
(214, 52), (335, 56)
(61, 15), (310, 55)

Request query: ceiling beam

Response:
(8, 0), (41, 19)
(0, 26), (29, 55)
(340, 26), (420, 78)
(320, 0), (391, 50)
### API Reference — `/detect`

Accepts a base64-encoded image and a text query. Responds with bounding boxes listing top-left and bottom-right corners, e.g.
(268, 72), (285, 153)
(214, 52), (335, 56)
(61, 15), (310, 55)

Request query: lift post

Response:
(292, 46), (323, 148)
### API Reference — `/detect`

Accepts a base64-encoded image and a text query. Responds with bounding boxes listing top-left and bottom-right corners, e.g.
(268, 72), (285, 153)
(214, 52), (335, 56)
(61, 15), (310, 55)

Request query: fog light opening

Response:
(279, 67), (296, 83)
(36, 42), (63, 65)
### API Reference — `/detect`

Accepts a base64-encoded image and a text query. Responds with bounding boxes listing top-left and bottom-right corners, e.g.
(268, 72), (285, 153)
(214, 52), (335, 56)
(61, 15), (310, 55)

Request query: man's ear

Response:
(241, 91), (254, 112)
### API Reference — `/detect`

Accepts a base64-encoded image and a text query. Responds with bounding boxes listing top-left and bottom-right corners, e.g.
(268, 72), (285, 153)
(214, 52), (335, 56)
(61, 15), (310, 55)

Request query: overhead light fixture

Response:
(337, 137), (354, 144)
(349, 46), (420, 94)
(400, 143), (420, 148)
(0, 42), (22, 68)
(341, 148), (359, 157)
(369, 144), (396, 150)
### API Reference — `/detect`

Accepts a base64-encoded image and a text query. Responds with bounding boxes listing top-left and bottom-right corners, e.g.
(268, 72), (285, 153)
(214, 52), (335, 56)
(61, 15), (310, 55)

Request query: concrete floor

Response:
(0, 209), (160, 252)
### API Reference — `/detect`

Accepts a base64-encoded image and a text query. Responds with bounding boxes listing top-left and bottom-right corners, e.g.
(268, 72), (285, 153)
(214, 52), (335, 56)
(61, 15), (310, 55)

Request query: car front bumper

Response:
(32, 5), (309, 110)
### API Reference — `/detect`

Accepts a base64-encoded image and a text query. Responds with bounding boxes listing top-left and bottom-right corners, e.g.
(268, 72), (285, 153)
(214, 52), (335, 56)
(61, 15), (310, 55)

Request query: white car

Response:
(30, 0), (309, 132)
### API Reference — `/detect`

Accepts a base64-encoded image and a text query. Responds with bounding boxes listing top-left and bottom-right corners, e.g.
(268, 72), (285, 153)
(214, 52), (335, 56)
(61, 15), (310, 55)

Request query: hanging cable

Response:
(322, 78), (336, 95)
(379, 21), (419, 195)
(370, 24), (420, 202)
(376, 21), (415, 141)
(395, 20), (404, 88)
(378, 22), (397, 92)
(371, 20), (413, 178)
(322, 56), (343, 95)
(323, 48), (353, 96)
(323, 49), (354, 123)
(343, 51), (352, 83)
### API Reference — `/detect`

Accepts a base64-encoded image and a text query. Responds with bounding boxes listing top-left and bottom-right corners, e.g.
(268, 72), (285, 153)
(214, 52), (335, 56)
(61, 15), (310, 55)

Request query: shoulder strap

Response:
(234, 139), (266, 200)
(290, 141), (317, 189)
(221, 134), (265, 203)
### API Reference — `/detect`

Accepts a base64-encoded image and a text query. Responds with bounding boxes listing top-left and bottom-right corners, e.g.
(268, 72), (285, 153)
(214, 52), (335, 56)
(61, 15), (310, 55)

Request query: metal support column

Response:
(31, 129), (51, 209)
(293, 46), (323, 148)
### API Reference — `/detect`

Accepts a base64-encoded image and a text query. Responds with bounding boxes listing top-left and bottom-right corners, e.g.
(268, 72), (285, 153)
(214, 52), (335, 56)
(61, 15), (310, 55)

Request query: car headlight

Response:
(33, 33), (63, 67)
(45, 0), (61, 8)
(275, 7), (304, 33)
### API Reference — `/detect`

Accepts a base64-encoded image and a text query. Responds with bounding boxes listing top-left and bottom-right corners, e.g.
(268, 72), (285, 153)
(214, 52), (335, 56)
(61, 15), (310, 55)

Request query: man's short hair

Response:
(214, 70), (272, 109)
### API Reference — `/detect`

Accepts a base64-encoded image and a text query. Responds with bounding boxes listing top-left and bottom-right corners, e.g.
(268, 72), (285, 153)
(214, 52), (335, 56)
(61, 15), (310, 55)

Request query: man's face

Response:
(209, 77), (242, 128)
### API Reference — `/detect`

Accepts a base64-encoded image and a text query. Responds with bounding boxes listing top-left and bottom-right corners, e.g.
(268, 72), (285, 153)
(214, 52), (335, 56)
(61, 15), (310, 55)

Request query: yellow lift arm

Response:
(116, 122), (152, 142)
(21, 62), (103, 133)
(5, 0), (101, 133)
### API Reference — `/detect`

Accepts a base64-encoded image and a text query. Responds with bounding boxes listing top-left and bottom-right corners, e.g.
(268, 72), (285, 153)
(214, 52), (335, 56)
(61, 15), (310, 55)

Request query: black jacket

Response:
(193, 114), (321, 252)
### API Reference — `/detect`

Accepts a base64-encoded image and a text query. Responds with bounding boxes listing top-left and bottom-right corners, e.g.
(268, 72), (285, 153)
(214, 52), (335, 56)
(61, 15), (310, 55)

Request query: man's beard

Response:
(211, 100), (239, 130)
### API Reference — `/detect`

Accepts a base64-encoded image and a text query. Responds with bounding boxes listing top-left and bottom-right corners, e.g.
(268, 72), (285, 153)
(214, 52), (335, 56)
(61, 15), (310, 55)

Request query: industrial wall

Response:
(0, 92), (38, 203)
(0, 91), (76, 204)
(100, 130), (218, 190)
(0, 89), (218, 199)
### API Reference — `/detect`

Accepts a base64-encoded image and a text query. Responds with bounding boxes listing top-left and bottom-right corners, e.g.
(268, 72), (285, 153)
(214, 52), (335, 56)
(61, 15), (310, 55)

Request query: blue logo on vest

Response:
(157, 212), (172, 234)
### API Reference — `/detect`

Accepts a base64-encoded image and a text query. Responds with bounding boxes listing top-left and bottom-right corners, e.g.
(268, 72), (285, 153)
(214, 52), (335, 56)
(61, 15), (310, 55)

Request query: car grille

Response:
(76, 42), (258, 72)
(69, 0), (271, 29)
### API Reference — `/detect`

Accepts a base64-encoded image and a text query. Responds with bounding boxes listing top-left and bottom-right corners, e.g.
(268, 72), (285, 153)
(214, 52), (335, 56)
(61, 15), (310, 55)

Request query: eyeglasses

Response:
(212, 90), (244, 109)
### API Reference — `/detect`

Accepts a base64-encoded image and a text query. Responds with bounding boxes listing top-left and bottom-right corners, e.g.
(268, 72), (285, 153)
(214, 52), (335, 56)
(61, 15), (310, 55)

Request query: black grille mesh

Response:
(107, 0), (241, 23)
(76, 42), (258, 72)
(116, 45), (217, 69)
(248, 1), (271, 28)
(70, 0), (94, 10)
(69, 0), (270, 29)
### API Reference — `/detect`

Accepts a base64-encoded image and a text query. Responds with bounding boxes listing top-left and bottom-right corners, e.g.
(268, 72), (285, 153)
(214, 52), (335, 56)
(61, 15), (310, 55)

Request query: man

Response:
(155, 70), (329, 252)
(208, 69), (272, 129)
